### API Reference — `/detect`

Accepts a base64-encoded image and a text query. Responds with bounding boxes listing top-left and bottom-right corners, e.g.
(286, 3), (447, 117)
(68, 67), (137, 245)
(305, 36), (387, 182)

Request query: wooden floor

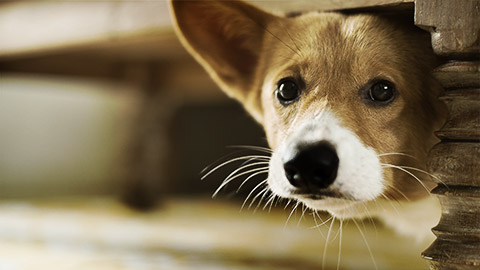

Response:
(0, 197), (431, 270)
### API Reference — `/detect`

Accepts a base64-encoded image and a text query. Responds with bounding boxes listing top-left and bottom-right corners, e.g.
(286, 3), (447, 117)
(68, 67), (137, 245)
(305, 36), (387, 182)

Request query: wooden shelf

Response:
(0, 0), (413, 61)
(0, 197), (430, 270)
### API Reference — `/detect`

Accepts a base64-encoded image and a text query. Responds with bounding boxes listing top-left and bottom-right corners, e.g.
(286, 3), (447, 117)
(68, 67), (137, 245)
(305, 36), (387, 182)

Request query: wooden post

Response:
(415, 0), (480, 269)
(120, 63), (177, 210)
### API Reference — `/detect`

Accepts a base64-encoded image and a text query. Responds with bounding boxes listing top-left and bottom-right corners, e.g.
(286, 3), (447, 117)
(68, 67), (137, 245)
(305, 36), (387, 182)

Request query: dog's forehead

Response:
(261, 12), (408, 97)
(266, 13), (397, 68)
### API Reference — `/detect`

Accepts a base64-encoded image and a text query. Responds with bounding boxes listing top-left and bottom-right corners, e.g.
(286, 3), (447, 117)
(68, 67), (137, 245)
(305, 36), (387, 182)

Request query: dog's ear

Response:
(170, 0), (277, 123)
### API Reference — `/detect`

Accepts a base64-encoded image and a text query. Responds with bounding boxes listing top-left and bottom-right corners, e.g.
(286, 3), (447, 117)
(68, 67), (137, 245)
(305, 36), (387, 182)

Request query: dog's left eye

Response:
(368, 80), (396, 103)
(276, 78), (301, 105)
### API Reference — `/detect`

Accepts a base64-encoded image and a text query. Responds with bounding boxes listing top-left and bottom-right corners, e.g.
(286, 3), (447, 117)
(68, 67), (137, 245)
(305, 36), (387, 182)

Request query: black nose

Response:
(283, 142), (339, 190)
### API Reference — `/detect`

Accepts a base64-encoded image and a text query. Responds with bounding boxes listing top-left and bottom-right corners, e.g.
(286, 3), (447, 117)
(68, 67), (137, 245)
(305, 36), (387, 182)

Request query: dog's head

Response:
(171, 0), (445, 218)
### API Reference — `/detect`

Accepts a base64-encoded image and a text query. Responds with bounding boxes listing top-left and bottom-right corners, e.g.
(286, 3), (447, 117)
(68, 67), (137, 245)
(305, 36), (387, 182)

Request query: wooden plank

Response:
(0, 0), (173, 59)
(0, 198), (432, 270)
(249, 0), (414, 13)
(0, 0), (414, 60)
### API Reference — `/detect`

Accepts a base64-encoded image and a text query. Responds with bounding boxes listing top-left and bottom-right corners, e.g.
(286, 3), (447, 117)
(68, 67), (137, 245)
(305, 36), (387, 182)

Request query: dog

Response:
(170, 0), (446, 241)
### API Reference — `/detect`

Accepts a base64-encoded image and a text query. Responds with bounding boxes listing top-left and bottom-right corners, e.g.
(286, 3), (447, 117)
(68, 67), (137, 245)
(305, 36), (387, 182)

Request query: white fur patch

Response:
(268, 109), (384, 217)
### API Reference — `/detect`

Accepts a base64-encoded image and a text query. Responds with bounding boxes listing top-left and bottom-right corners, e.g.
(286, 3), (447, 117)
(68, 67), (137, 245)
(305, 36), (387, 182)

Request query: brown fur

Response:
(171, 0), (446, 237)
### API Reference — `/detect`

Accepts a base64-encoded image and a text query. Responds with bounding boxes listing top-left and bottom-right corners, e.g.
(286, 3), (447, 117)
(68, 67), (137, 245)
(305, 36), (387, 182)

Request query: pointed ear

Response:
(170, 0), (276, 122)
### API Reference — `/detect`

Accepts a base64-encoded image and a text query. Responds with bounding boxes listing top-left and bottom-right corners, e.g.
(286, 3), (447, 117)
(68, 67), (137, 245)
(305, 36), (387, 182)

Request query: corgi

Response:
(170, 0), (446, 240)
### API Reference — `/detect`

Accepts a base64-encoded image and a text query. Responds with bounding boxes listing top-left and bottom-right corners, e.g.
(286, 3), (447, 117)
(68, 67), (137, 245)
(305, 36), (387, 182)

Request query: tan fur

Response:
(171, 0), (446, 239)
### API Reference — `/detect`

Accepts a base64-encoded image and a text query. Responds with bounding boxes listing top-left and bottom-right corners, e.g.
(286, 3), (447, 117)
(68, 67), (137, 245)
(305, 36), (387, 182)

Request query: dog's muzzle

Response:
(282, 141), (339, 192)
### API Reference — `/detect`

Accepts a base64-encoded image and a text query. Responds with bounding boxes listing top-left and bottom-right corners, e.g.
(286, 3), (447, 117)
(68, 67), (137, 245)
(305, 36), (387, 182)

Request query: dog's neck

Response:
(376, 196), (440, 241)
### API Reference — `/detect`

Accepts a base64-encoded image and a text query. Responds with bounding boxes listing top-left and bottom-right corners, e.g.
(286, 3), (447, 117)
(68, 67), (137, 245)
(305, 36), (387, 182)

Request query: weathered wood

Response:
(431, 186), (480, 238)
(415, 0), (480, 57)
(428, 143), (480, 186)
(423, 241), (480, 270)
(415, 0), (480, 269)
(432, 62), (480, 143)
(433, 62), (480, 89)
(435, 90), (480, 141)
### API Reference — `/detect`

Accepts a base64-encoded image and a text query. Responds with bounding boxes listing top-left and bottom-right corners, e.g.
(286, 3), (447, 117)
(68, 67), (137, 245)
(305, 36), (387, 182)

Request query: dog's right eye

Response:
(275, 78), (301, 105)
(369, 80), (396, 102)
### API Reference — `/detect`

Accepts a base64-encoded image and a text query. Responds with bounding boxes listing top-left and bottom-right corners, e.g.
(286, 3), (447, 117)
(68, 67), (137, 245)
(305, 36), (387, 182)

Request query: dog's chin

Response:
(294, 195), (369, 219)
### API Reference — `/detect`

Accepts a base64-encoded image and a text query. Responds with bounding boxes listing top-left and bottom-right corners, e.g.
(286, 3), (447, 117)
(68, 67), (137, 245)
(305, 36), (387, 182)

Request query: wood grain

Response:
(428, 143), (480, 186)
(415, 0), (480, 269)
(415, 0), (480, 57)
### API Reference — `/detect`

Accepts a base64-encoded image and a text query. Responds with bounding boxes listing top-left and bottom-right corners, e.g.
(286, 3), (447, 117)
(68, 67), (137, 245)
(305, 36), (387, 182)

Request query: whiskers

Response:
(381, 163), (432, 194)
(202, 145), (277, 211)
(203, 146), (388, 270)
(378, 152), (448, 199)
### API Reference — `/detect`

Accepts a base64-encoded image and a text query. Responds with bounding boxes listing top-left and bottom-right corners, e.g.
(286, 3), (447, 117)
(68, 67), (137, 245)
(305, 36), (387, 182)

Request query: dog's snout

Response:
(283, 142), (339, 190)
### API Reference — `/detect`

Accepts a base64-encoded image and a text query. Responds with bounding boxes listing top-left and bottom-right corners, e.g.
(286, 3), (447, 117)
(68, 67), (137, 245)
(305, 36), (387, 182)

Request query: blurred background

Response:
(0, 0), (431, 269)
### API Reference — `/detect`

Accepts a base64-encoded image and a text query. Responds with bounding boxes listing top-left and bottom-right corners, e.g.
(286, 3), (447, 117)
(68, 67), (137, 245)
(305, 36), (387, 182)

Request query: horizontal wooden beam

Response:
(0, 0), (414, 60)
(0, 0), (173, 59)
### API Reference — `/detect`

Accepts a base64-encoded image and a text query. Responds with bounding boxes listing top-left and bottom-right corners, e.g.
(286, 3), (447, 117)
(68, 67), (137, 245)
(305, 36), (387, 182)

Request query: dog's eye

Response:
(368, 80), (396, 103)
(276, 78), (301, 105)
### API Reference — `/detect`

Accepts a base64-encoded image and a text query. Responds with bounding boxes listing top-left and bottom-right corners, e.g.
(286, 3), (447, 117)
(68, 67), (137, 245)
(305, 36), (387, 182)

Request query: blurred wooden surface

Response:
(0, 197), (430, 270)
(0, 0), (413, 60)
